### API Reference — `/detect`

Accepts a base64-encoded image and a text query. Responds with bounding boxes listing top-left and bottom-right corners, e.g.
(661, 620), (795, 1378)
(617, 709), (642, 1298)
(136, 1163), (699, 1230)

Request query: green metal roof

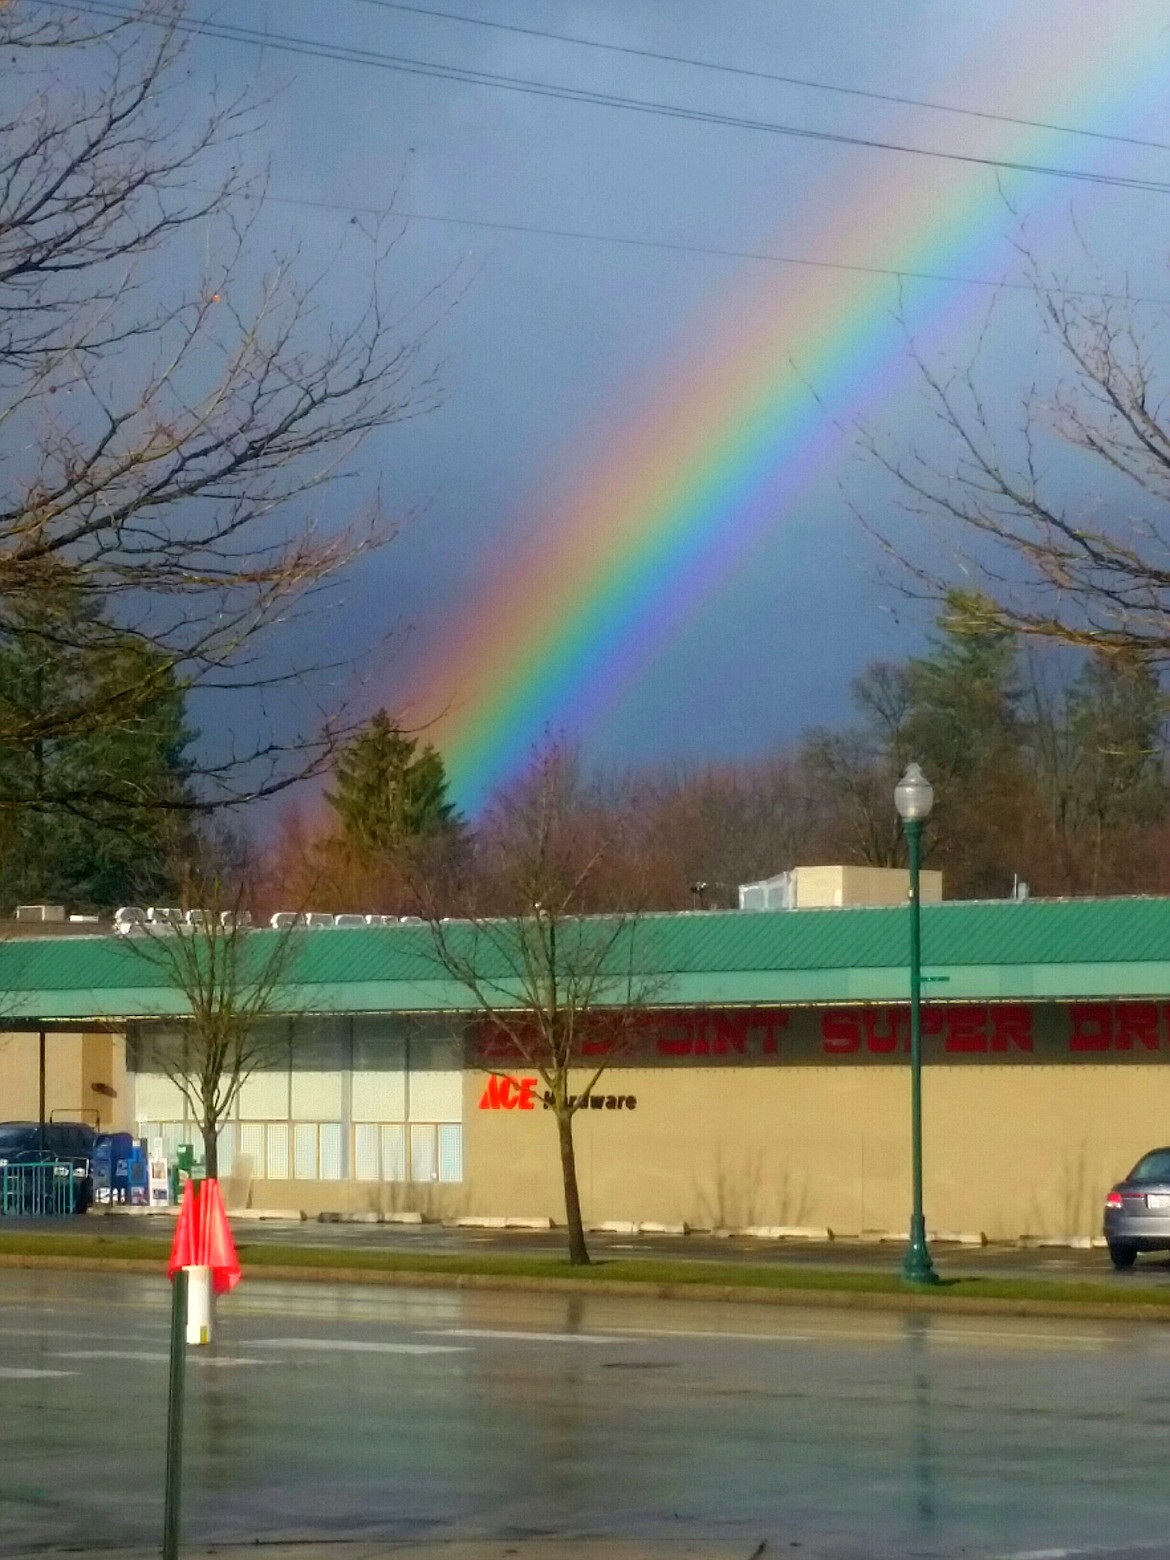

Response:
(1, 896), (1169, 1022)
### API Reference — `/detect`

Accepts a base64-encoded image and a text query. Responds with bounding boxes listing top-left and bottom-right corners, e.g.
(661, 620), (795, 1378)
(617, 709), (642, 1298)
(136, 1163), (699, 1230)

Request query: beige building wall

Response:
(0, 1030), (127, 1131)
(461, 1062), (1170, 1239)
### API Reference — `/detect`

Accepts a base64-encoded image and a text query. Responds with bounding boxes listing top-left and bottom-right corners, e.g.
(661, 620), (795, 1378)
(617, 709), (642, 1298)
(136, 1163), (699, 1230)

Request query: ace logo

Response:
(478, 1074), (539, 1111)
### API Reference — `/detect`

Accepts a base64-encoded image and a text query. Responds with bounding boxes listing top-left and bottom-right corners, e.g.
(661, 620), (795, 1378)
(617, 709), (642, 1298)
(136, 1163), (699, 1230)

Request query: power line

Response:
(50, 0), (1170, 198)
(337, 0), (1170, 157)
(232, 183), (1170, 304)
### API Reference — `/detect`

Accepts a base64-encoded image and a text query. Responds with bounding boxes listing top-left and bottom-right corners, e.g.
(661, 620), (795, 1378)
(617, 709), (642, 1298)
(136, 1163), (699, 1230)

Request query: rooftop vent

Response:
(738, 873), (795, 912)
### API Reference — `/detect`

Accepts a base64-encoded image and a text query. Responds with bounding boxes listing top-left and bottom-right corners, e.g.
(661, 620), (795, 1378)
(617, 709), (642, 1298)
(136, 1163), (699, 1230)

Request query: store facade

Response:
(3, 898), (1170, 1238)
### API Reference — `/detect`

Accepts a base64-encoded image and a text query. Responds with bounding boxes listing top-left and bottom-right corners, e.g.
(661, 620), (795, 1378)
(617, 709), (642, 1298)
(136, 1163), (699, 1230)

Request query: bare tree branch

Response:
(0, 2), (452, 810)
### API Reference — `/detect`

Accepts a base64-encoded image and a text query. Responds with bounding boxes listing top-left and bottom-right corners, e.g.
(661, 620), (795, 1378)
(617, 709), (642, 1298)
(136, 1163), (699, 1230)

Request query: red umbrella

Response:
(167, 1178), (241, 1294)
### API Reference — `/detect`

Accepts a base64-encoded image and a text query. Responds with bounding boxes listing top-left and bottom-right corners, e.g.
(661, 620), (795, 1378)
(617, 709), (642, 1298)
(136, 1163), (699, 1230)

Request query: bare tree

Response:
(865, 256), (1170, 667)
(0, 2), (446, 811)
(423, 748), (665, 1265)
(127, 873), (300, 1179)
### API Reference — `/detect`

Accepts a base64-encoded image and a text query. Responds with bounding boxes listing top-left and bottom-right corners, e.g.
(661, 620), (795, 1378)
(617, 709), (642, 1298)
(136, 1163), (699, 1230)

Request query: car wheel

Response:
(1109, 1241), (1138, 1269)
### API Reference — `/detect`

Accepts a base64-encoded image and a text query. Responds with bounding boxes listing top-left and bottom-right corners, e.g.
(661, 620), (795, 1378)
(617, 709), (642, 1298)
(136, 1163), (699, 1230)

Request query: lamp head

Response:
(894, 762), (934, 823)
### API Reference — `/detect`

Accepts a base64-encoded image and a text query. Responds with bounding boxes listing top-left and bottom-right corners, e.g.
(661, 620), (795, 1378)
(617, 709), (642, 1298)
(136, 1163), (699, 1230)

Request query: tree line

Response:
(257, 590), (1168, 918)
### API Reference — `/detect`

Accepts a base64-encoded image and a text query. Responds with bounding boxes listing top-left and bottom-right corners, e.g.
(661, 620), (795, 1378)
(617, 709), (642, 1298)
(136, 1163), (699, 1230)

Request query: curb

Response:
(3, 1251), (1170, 1324)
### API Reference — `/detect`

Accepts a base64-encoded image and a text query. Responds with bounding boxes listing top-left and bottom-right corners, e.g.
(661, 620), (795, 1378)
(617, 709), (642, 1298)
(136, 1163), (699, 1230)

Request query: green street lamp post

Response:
(895, 761), (939, 1287)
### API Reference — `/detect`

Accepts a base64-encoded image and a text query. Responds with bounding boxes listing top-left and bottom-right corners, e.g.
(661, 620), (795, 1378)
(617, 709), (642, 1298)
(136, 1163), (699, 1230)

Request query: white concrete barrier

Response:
(504, 1216), (553, 1230)
(231, 1208), (304, 1221)
(738, 1225), (833, 1241)
(639, 1222), (689, 1236)
(456, 1215), (508, 1229)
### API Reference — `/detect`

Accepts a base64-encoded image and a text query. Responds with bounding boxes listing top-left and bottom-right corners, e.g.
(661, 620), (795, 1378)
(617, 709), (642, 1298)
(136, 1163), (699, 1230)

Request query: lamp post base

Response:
(901, 1216), (940, 1286)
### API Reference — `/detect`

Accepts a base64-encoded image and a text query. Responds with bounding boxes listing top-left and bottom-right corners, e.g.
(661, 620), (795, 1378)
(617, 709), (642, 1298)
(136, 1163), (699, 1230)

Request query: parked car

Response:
(0, 1121), (97, 1214)
(1104, 1146), (1170, 1268)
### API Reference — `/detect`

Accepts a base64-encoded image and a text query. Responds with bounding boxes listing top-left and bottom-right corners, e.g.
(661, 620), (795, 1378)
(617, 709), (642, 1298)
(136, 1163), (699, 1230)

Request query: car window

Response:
(1129, 1150), (1170, 1183)
(53, 1126), (91, 1158)
(0, 1125), (36, 1155)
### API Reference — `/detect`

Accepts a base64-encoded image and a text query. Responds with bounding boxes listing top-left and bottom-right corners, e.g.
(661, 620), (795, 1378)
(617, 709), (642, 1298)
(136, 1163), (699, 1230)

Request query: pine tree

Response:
(0, 586), (194, 910)
(325, 711), (462, 857)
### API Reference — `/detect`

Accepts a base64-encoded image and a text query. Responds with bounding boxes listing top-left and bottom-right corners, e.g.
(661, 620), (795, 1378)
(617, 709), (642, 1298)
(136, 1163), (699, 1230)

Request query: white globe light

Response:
(894, 762), (934, 823)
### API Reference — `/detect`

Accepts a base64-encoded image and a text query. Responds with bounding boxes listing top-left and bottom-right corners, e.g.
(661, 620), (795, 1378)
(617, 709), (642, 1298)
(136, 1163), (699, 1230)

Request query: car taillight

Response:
(1106, 1190), (1124, 1209)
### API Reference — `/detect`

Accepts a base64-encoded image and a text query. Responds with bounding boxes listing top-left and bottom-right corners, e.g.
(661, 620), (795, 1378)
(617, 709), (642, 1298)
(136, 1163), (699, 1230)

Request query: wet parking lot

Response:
(5, 1269), (1170, 1559)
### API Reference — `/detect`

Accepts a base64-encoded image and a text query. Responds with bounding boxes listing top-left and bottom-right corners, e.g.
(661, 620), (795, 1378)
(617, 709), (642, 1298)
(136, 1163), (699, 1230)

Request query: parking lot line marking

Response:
(428, 1328), (631, 1344)
(614, 1327), (815, 1342)
(611, 1325), (1109, 1349)
(0, 1326), (169, 1342)
(251, 1338), (468, 1354)
(189, 1357), (276, 1367)
(0, 1366), (77, 1378)
(52, 1348), (278, 1366)
(53, 1349), (172, 1362)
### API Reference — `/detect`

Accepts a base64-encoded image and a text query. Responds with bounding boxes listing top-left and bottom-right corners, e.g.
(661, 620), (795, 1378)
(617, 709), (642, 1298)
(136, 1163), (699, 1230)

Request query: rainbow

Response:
(405, 12), (1169, 813)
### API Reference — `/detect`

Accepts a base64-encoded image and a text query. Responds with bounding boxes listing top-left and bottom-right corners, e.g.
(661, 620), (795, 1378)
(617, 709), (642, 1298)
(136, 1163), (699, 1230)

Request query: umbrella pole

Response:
(163, 1268), (188, 1560)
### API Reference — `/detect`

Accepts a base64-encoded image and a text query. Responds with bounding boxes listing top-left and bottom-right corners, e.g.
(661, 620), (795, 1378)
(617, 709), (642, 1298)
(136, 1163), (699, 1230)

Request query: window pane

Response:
(354, 1123), (380, 1182)
(217, 1123), (237, 1178)
(319, 1123), (342, 1181)
(381, 1124), (406, 1182)
(267, 1122), (290, 1179)
(238, 1123), (265, 1175)
(438, 1124), (463, 1183)
(410, 1123), (436, 1183)
(294, 1123), (318, 1179)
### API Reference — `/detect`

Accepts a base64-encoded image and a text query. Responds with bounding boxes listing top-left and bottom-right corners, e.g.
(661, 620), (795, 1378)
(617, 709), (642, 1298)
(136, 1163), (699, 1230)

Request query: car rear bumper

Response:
(1105, 1209), (1170, 1243)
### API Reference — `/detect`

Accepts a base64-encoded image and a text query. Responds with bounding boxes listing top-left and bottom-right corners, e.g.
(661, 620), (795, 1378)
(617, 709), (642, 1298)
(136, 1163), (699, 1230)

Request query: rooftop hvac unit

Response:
(146, 906), (182, 925)
(305, 912), (335, 929)
(15, 904), (66, 922)
(114, 906), (146, 927)
(269, 911), (299, 930)
(737, 872), (795, 912)
(334, 914), (367, 929)
(219, 910), (253, 929)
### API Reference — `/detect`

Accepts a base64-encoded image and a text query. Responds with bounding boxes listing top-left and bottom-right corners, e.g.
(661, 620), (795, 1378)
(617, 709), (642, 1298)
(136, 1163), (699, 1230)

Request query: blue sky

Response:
(93, 1), (1170, 793)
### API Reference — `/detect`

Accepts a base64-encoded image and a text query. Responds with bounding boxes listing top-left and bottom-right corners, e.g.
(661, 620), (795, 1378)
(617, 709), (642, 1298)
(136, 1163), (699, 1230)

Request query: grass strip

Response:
(0, 1229), (1166, 1310)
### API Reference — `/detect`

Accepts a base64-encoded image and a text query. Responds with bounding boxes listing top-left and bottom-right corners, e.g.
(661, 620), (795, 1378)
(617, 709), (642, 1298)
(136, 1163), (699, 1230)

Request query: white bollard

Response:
(185, 1265), (212, 1346)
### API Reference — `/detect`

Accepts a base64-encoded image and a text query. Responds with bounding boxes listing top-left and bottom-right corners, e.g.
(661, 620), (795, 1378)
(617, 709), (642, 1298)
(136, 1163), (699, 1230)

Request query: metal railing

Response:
(0, 1160), (80, 1216)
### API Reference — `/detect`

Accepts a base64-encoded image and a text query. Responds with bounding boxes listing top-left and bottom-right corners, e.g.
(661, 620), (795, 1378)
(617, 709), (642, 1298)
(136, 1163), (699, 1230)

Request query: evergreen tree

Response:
(0, 586), (194, 910)
(901, 592), (1022, 785)
(1039, 650), (1169, 890)
(325, 711), (462, 857)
